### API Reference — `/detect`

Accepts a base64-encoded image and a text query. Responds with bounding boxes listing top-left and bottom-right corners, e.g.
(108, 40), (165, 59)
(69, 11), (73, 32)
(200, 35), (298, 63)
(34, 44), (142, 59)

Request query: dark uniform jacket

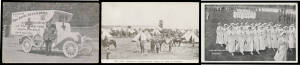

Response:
(43, 24), (57, 41)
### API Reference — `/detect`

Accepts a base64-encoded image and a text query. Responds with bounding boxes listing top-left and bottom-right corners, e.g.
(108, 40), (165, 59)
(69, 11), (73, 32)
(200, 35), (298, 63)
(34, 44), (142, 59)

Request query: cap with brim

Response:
(280, 32), (286, 36)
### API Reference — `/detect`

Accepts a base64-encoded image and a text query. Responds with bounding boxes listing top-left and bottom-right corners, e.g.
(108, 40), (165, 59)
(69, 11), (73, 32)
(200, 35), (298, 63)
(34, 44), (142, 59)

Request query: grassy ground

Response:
(101, 38), (199, 60)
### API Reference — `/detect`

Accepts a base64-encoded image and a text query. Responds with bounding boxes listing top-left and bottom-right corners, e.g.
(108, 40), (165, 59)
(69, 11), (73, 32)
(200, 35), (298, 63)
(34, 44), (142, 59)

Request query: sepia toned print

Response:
(201, 3), (298, 63)
(101, 2), (199, 63)
(2, 2), (99, 63)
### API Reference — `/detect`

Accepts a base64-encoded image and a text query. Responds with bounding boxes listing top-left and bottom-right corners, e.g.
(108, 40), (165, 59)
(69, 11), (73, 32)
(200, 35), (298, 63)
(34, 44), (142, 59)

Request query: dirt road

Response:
(2, 37), (99, 63)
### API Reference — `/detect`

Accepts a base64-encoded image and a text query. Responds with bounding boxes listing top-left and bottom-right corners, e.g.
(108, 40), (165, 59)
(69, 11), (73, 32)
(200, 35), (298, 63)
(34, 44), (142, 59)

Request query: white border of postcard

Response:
(201, 3), (298, 63)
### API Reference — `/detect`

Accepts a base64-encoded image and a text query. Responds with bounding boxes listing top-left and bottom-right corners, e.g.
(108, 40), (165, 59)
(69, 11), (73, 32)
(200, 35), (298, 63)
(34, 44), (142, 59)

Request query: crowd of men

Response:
(216, 22), (296, 56)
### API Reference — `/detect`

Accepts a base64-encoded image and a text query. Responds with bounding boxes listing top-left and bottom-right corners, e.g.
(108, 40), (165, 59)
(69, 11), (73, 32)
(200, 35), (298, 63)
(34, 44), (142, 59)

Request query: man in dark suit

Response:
(43, 22), (57, 56)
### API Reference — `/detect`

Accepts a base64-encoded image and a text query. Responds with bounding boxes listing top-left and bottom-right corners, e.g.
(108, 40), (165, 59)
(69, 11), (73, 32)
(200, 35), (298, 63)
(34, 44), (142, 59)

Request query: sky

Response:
(102, 2), (199, 29)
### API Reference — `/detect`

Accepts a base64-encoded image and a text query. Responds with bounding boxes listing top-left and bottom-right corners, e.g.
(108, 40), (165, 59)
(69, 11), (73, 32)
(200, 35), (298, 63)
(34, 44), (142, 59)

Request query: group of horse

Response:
(101, 32), (186, 52)
(101, 28), (198, 59)
(110, 28), (137, 38)
(149, 37), (185, 53)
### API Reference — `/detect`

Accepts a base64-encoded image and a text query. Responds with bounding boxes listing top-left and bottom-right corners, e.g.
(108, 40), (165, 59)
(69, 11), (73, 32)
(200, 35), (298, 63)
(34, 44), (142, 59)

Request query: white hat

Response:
(224, 24), (228, 26)
(280, 32), (286, 36)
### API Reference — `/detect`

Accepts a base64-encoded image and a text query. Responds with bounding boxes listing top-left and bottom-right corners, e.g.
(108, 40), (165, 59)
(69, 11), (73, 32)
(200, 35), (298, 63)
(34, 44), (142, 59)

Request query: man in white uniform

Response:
(288, 24), (296, 49)
(216, 23), (222, 44)
(270, 24), (276, 51)
(273, 25), (279, 51)
(226, 24), (235, 56)
(237, 24), (245, 55)
(249, 24), (255, 55)
(254, 24), (261, 54)
(222, 24), (228, 47)
(276, 25), (283, 50)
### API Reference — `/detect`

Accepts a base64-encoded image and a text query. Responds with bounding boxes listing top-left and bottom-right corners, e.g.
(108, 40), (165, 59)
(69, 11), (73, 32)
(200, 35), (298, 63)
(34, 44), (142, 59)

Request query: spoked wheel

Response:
(63, 41), (79, 58)
(33, 34), (44, 47)
(21, 38), (32, 53)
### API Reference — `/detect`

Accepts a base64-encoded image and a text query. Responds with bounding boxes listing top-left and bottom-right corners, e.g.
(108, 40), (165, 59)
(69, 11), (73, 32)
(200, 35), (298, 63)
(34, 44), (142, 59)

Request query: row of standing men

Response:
(216, 22), (296, 56)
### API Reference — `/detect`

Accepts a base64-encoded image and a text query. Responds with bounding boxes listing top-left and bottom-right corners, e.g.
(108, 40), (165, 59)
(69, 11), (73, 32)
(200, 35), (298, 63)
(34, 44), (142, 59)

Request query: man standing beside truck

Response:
(43, 22), (57, 56)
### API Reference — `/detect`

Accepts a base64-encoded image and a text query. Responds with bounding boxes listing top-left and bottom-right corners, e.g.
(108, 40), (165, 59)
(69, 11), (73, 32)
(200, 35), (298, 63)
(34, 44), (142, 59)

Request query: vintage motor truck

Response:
(10, 10), (93, 58)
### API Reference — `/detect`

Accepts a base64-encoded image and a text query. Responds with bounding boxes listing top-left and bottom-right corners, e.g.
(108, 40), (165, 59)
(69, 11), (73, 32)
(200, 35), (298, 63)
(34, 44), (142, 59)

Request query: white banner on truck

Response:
(10, 10), (55, 36)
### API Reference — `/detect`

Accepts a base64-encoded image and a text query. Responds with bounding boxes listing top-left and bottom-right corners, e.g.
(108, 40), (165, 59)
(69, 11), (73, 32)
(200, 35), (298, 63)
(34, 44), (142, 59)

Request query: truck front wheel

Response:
(21, 38), (32, 53)
(63, 41), (79, 58)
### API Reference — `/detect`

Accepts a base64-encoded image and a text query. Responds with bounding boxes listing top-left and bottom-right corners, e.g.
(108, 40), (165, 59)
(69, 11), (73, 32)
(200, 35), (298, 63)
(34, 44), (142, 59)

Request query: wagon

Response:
(10, 10), (93, 58)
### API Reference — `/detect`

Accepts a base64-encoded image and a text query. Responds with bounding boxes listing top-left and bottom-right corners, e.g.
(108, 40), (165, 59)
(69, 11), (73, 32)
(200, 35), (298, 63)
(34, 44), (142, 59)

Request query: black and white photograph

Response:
(2, 2), (99, 63)
(101, 2), (199, 63)
(201, 3), (298, 63)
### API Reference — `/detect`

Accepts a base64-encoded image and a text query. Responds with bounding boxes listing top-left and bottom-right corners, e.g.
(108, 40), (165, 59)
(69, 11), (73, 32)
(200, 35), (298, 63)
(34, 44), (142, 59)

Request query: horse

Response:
(101, 39), (117, 48)
(150, 37), (175, 53)
(172, 37), (185, 47)
(150, 38), (166, 53)
(101, 38), (117, 59)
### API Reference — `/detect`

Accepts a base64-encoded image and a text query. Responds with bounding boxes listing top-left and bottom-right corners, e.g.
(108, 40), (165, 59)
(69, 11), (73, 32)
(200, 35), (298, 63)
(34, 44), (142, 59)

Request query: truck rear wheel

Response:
(63, 41), (79, 58)
(33, 34), (44, 48)
(21, 38), (32, 53)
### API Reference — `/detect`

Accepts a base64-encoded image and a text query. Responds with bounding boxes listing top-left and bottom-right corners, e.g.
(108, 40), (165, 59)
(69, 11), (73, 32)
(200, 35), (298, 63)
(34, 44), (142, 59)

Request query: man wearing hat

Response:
(222, 24), (227, 45)
(244, 25), (252, 55)
(237, 25), (245, 55)
(288, 25), (296, 49)
(277, 25), (284, 49)
(266, 24), (272, 49)
(43, 22), (57, 56)
(270, 24), (277, 51)
(223, 24), (229, 46)
(254, 25), (261, 54)
(257, 25), (264, 51)
(288, 25), (296, 56)
(227, 25), (235, 56)
(231, 23), (238, 50)
(249, 25), (255, 55)
(274, 25), (280, 49)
